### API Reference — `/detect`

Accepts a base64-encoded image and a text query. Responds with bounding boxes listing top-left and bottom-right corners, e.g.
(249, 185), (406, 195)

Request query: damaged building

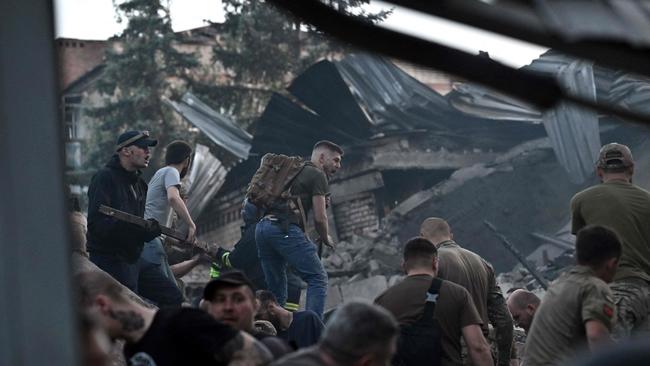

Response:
(177, 49), (650, 291)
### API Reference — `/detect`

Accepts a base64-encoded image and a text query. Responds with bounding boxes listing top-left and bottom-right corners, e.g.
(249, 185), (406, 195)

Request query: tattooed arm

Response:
(215, 331), (273, 366)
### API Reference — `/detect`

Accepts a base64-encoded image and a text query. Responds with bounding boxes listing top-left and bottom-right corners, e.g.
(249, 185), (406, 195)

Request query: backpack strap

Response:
(422, 278), (443, 320)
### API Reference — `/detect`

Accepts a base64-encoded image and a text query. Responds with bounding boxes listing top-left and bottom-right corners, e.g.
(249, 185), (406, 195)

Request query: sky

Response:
(53, 0), (547, 68)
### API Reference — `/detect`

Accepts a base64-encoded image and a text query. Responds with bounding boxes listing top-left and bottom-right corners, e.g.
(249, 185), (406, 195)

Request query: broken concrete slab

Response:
(340, 275), (388, 303)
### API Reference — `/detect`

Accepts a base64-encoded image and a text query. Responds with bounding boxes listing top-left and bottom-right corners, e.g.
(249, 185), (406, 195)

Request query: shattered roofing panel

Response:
(542, 60), (601, 184)
(287, 60), (372, 138)
(608, 73), (650, 115)
(535, 0), (650, 47)
(334, 54), (459, 131)
(165, 92), (252, 160)
(184, 144), (228, 221)
(448, 83), (543, 123)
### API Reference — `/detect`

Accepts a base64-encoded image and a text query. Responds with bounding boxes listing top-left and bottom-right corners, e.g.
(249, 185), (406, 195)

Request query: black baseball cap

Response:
(116, 130), (158, 151)
(203, 270), (255, 300)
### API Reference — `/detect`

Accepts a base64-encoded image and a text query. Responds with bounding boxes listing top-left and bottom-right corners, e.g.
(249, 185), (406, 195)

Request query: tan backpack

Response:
(246, 153), (307, 226)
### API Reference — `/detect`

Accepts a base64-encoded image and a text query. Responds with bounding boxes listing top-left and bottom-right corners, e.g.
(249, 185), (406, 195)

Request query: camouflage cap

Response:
(596, 143), (634, 169)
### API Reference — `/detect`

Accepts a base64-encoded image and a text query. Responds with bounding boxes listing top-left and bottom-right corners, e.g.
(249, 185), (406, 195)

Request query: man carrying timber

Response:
(87, 130), (162, 294)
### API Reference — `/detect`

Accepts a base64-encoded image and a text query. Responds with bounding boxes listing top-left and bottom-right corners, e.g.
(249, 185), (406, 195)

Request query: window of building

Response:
(63, 94), (83, 141)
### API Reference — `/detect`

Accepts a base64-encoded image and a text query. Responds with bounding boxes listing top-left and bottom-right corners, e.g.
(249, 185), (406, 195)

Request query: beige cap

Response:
(597, 143), (634, 169)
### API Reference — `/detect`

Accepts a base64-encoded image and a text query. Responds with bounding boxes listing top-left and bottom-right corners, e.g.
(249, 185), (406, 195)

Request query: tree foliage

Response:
(85, 0), (200, 173)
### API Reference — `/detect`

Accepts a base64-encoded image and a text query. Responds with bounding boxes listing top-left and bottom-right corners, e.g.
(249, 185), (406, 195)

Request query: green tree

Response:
(85, 0), (200, 174)
(193, 0), (387, 129)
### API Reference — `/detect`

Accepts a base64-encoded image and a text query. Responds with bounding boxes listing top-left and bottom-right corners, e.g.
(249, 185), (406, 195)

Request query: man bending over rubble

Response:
(420, 217), (514, 366)
(76, 270), (273, 366)
(256, 141), (343, 319)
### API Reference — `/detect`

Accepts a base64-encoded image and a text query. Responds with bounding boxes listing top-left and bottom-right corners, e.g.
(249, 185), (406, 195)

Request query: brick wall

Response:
(56, 39), (107, 90)
(332, 191), (379, 242)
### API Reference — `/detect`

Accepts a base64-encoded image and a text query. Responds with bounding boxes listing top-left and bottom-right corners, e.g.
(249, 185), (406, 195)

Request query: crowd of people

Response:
(73, 130), (650, 366)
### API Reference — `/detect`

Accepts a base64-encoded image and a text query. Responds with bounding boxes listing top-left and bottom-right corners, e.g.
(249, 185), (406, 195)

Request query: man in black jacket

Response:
(87, 130), (163, 294)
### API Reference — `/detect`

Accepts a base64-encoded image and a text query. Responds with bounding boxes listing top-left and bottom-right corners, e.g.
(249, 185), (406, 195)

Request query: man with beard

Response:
(140, 140), (196, 306)
(256, 290), (324, 349)
(256, 140), (343, 319)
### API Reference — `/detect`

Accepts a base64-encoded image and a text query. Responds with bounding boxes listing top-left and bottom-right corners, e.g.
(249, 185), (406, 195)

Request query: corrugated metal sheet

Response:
(535, 0), (650, 47)
(445, 50), (650, 183)
(165, 92), (252, 160)
(334, 54), (457, 130)
(176, 144), (229, 231)
(250, 93), (364, 156)
(542, 60), (601, 184)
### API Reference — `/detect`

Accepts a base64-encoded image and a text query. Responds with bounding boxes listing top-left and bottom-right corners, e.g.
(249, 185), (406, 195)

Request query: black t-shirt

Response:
(277, 310), (324, 349)
(124, 308), (238, 366)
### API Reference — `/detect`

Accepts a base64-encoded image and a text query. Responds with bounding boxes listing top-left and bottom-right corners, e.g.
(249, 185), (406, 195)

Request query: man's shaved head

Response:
(420, 217), (452, 245)
(508, 289), (540, 310)
(507, 289), (540, 333)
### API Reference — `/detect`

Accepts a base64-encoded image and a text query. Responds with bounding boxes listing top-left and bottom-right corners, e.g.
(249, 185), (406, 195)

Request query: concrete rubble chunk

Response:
(340, 275), (388, 303)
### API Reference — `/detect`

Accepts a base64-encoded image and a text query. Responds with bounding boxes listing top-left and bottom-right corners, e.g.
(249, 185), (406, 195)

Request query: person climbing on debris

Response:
(420, 218), (514, 366)
(571, 142), (650, 338)
(209, 199), (303, 311)
(254, 140), (343, 319)
(139, 140), (195, 307)
(523, 225), (620, 366)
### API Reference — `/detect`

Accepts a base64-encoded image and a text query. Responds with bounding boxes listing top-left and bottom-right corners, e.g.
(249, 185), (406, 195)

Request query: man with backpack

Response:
(252, 140), (343, 319)
(375, 237), (493, 366)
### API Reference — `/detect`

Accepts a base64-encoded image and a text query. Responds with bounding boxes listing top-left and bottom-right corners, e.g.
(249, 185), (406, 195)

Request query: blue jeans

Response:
(256, 219), (328, 319)
(90, 248), (184, 307)
(142, 238), (176, 281)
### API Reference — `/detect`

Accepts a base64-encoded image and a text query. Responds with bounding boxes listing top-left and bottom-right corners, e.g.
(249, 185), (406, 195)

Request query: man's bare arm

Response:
(170, 254), (202, 278)
(215, 331), (273, 365)
(462, 324), (493, 366)
(312, 195), (332, 247)
(585, 320), (612, 350)
(167, 185), (196, 243)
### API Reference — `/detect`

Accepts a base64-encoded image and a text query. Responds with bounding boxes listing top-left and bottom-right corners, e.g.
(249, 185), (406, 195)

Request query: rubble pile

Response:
(497, 249), (575, 298)
(318, 234), (406, 311)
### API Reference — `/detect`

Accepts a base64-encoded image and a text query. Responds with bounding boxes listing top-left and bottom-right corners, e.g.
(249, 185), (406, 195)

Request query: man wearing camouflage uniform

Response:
(523, 225), (620, 366)
(571, 142), (650, 338)
(420, 218), (514, 366)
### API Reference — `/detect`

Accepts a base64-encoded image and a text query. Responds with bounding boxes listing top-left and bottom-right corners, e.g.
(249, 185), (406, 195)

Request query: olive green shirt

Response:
(571, 180), (650, 282)
(375, 274), (483, 366)
(523, 266), (616, 366)
(271, 162), (329, 225)
(437, 240), (513, 365)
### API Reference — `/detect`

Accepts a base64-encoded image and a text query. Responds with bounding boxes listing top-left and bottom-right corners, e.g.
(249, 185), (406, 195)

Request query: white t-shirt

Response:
(145, 166), (181, 224)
